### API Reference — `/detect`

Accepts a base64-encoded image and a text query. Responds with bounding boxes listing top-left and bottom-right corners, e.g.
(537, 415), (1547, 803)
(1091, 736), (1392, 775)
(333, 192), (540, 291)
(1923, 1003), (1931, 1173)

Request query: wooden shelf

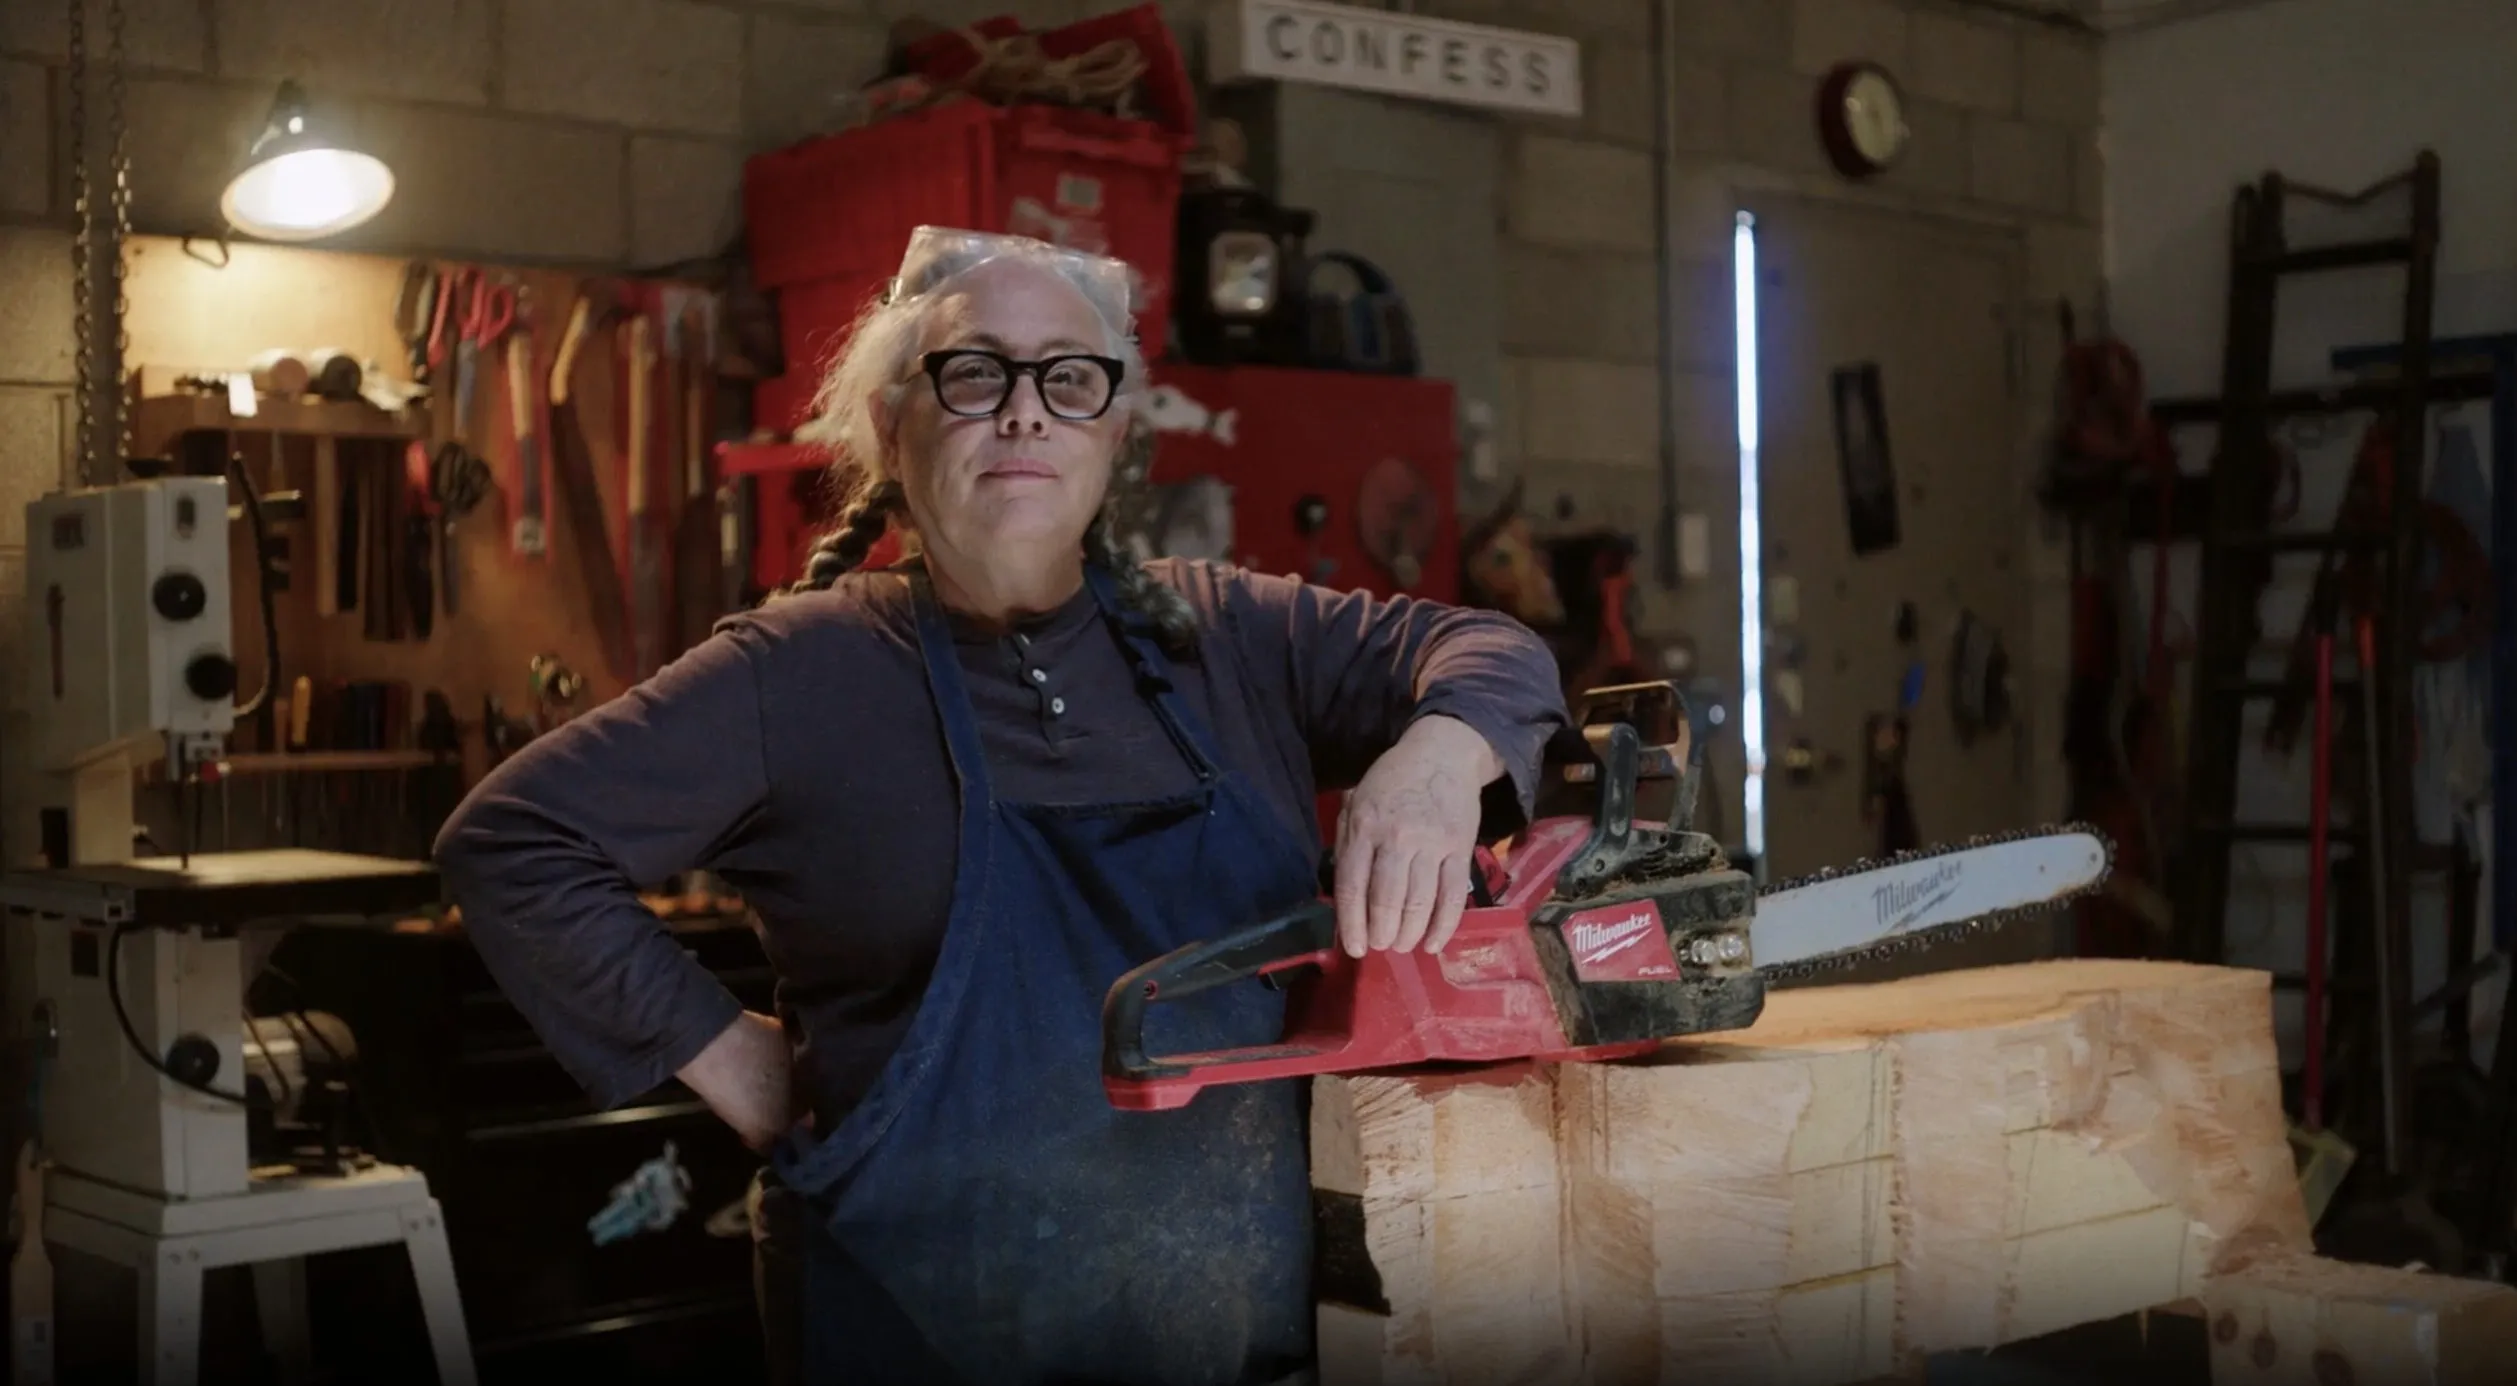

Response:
(132, 393), (425, 459)
(219, 750), (444, 775)
(141, 748), (447, 783)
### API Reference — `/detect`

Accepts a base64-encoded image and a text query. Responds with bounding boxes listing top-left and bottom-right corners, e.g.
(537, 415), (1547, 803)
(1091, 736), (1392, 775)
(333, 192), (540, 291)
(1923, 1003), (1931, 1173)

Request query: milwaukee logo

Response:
(1571, 911), (1658, 965)
(1873, 860), (1963, 932)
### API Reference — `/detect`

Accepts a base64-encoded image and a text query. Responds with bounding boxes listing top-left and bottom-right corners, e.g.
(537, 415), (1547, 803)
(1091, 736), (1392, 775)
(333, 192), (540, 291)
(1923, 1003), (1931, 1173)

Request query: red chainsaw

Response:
(1101, 681), (2111, 1111)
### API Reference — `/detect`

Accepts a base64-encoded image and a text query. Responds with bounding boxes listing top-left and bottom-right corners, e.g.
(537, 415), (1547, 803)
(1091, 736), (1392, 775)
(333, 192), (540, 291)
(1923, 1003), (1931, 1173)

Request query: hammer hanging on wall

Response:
(550, 288), (637, 684)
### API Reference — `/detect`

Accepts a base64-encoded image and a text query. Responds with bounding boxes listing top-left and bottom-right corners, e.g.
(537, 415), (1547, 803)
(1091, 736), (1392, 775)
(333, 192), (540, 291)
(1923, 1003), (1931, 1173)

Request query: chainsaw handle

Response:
(1102, 900), (1338, 1083)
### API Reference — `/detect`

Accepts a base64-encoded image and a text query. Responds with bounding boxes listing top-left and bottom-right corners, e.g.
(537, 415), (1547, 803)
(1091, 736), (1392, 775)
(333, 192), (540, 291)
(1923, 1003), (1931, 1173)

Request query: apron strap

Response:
(909, 561), (1232, 789)
(1082, 565), (1227, 783)
(907, 570), (997, 795)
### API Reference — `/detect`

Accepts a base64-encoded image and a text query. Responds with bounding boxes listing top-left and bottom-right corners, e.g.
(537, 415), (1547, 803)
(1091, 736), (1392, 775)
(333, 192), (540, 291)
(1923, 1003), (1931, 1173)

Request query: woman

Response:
(434, 227), (1569, 1386)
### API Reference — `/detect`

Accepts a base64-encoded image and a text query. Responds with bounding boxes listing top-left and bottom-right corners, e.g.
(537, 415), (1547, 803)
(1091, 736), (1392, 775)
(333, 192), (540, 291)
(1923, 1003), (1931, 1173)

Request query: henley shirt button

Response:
(1029, 668), (1048, 684)
(1050, 696), (1067, 716)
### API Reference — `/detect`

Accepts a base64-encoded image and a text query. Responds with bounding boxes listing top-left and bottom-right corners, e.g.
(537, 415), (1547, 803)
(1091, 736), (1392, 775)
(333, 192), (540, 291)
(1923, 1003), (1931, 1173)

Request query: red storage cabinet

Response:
(1141, 365), (1459, 604)
(744, 100), (1190, 385)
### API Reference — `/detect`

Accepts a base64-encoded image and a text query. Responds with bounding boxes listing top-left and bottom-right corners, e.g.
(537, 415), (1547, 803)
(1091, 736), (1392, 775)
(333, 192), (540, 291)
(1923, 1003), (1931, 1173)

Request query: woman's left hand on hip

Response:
(1332, 715), (1504, 958)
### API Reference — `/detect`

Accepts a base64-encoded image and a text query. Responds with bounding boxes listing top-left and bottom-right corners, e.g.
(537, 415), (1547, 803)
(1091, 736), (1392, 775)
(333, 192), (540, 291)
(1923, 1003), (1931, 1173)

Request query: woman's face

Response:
(882, 259), (1129, 563)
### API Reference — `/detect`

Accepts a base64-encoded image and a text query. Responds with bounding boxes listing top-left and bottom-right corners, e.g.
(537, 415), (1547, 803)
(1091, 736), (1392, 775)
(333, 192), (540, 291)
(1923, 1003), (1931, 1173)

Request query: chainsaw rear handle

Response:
(1102, 900), (1339, 1083)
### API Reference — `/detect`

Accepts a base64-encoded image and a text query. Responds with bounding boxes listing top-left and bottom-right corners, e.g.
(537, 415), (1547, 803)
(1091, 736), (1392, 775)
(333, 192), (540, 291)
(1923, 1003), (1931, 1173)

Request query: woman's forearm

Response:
(679, 1010), (794, 1152)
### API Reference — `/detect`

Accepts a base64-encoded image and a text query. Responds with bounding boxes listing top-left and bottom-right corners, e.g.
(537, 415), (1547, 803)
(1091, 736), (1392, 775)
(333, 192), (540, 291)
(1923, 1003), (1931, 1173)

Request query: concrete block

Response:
(1791, 0), (1910, 78)
(1728, 67), (1829, 177)
(1514, 232), (1730, 380)
(744, 12), (890, 152)
(122, 76), (282, 239)
(1673, 0), (1787, 62)
(1669, 164), (1739, 262)
(1582, 40), (1655, 148)
(1667, 256), (1736, 374)
(1505, 134), (1654, 252)
(2074, 134), (2103, 224)
(1412, 0), (1510, 24)
(2019, 28), (2099, 129)
(1910, 10), (2017, 114)
(1666, 366), (1736, 474)
(1649, 55), (1727, 156)
(1880, 97), (1967, 198)
(630, 135), (743, 267)
(2027, 221), (2101, 312)
(874, 0), (1082, 25)
(0, 388), (67, 547)
(1, 59), (48, 217)
(1, 0), (206, 72)
(217, 0), (493, 107)
(352, 104), (629, 263)
(0, 228), (74, 385)
(1497, 0), (1650, 44)
(1517, 355), (1659, 469)
(502, 0), (743, 137)
(1500, 245), (1658, 362)
(1968, 116), (2070, 215)
(1519, 458), (1663, 533)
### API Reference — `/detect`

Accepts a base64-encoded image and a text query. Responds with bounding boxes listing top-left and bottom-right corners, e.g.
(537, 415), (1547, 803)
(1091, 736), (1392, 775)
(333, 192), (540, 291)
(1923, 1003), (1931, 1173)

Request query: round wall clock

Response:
(1817, 61), (1911, 179)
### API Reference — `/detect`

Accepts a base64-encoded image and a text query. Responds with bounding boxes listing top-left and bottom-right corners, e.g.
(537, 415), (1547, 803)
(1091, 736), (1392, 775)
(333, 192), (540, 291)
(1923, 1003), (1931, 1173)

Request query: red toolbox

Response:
(745, 99), (1190, 383)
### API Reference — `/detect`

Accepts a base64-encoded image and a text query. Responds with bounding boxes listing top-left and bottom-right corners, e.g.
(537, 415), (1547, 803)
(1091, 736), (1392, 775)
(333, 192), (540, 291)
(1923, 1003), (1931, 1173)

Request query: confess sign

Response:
(1212, 0), (1583, 119)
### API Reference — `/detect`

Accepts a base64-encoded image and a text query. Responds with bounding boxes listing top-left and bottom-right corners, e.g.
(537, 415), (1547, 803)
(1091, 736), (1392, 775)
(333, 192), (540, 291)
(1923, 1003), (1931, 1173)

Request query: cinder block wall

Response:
(1190, 0), (2105, 834)
(0, 0), (2102, 864)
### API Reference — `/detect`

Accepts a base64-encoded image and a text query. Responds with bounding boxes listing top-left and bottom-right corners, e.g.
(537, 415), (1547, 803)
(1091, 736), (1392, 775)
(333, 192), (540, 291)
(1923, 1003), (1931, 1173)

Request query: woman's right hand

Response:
(678, 1011), (794, 1152)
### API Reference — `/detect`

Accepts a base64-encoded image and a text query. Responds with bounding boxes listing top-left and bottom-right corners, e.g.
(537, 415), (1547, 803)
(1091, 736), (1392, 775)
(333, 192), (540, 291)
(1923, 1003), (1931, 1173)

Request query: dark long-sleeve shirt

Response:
(433, 558), (1569, 1128)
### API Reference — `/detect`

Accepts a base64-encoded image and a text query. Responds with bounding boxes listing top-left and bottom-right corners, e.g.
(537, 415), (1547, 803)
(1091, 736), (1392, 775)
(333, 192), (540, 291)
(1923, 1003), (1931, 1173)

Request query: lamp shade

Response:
(220, 81), (393, 242)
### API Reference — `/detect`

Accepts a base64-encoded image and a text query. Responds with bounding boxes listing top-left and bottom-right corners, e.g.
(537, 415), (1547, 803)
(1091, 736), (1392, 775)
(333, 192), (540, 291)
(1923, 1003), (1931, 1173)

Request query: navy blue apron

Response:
(768, 566), (1320, 1386)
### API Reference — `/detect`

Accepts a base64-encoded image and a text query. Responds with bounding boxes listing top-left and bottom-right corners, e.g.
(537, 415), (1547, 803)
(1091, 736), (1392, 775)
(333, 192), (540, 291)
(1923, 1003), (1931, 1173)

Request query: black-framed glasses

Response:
(920, 349), (1124, 421)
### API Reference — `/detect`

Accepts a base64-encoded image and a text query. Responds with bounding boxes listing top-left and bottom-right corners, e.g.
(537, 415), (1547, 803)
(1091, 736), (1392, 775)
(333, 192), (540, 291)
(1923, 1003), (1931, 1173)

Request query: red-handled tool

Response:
(1102, 687), (1741, 1112)
(625, 314), (662, 677)
(1101, 682), (2114, 1113)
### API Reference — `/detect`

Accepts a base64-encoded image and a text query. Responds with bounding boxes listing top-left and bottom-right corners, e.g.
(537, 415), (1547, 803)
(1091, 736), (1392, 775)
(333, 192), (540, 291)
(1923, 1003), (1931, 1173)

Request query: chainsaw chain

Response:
(1751, 821), (2115, 984)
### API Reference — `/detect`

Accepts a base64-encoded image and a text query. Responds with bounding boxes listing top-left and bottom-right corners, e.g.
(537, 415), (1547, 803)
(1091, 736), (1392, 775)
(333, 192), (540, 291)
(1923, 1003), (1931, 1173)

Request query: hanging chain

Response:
(66, 0), (92, 485)
(63, 0), (133, 485)
(107, 0), (132, 469)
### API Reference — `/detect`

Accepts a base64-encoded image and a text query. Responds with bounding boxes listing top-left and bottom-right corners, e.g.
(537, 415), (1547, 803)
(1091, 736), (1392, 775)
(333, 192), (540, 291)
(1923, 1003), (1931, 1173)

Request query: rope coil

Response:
(868, 24), (1149, 122)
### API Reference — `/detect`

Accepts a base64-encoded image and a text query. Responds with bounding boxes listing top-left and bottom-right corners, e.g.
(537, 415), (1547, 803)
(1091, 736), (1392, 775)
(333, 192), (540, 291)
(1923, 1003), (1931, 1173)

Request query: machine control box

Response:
(24, 477), (237, 773)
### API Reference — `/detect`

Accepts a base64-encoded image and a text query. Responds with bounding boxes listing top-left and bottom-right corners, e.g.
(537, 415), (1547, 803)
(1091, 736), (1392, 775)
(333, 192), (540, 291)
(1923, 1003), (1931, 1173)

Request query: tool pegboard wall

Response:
(118, 237), (724, 802)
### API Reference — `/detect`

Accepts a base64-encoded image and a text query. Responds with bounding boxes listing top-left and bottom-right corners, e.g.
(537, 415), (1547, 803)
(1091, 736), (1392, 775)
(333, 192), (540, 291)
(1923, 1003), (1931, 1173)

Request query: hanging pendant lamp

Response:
(220, 81), (394, 242)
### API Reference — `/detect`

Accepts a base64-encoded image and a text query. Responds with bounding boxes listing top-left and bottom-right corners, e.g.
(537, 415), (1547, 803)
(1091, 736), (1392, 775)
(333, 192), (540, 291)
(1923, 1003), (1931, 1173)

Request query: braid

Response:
(1085, 421), (1200, 659)
(1086, 508), (1201, 660)
(792, 476), (905, 592)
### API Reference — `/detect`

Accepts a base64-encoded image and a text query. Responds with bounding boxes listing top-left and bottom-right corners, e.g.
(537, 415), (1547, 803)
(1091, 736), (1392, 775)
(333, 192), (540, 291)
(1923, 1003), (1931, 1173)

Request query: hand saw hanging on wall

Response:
(1101, 681), (2111, 1111)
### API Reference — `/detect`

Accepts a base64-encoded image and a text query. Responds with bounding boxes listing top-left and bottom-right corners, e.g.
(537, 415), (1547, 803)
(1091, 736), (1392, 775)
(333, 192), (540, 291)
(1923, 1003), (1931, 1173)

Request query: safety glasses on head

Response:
(884, 225), (1141, 324)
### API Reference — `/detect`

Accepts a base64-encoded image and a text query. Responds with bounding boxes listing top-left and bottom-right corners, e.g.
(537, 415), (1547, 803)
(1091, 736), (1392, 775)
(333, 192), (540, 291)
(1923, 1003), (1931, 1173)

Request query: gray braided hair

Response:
(786, 233), (1200, 659)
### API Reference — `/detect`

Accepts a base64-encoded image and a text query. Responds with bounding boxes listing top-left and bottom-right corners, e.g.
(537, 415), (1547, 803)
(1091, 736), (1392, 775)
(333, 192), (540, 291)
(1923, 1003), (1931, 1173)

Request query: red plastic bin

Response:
(744, 100), (1189, 361)
(772, 274), (886, 384)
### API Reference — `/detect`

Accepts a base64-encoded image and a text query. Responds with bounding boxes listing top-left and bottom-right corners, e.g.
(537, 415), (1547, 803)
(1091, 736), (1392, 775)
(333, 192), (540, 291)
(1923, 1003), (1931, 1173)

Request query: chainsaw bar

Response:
(1749, 823), (2114, 983)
